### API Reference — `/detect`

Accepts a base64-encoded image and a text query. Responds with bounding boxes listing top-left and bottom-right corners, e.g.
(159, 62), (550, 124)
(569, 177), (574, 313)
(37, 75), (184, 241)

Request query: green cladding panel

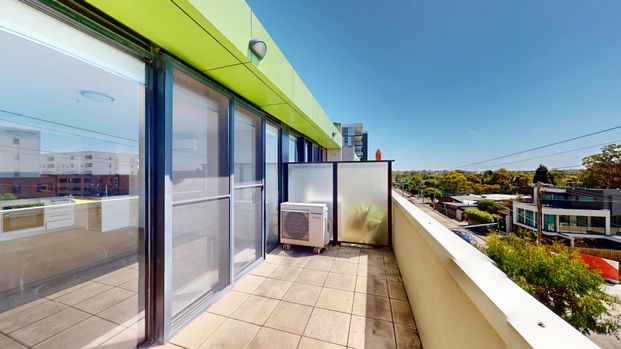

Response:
(86, 0), (341, 149)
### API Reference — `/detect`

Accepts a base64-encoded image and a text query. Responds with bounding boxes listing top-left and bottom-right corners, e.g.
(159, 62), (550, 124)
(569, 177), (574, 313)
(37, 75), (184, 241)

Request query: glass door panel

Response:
(171, 69), (230, 316)
(233, 105), (263, 274)
(265, 122), (280, 251)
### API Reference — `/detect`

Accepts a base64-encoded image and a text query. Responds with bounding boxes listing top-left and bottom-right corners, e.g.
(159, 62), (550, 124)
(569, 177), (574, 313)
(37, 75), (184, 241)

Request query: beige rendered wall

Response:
(392, 199), (507, 349)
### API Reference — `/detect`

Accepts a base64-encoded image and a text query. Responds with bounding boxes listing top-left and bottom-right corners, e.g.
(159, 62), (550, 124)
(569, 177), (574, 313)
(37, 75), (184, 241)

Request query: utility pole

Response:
(536, 182), (543, 245)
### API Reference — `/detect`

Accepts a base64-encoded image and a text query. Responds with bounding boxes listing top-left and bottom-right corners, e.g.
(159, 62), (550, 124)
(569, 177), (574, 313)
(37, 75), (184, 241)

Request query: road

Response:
(404, 194), (488, 247)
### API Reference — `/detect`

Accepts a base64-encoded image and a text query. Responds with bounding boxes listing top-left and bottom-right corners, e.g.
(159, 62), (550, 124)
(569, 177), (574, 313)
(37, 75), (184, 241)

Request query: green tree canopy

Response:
(477, 199), (505, 213)
(485, 234), (621, 336)
(439, 171), (468, 195)
(581, 144), (621, 189)
(490, 168), (512, 191)
(464, 208), (495, 224)
(422, 187), (442, 200)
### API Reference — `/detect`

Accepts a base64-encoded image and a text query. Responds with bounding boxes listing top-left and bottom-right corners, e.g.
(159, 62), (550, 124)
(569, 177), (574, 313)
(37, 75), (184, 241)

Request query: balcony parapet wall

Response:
(391, 191), (598, 349)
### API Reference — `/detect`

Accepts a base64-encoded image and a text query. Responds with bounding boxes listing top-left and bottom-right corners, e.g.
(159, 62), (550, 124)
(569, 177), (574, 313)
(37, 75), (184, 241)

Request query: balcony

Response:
(136, 188), (598, 349)
(167, 244), (418, 348)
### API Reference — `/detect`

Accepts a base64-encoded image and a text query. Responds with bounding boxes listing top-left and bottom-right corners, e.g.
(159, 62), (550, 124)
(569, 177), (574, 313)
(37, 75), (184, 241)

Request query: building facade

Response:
(513, 186), (621, 241)
(0, 1), (342, 347)
(331, 122), (368, 161)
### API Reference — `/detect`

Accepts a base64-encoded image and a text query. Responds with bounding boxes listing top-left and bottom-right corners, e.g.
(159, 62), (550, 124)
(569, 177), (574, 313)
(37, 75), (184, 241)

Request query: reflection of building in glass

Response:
(40, 151), (139, 176)
(0, 126), (41, 178)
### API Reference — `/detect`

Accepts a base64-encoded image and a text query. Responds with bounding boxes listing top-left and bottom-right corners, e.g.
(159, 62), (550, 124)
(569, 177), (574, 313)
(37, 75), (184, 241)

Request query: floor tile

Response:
(118, 279), (140, 293)
(233, 274), (266, 293)
(357, 264), (386, 278)
(335, 251), (359, 264)
(230, 295), (279, 325)
(206, 290), (249, 316)
(73, 287), (133, 314)
(265, 301), (312, 335)
(98, 294), (143, 326)
(250, 262), (279, 277)
(324, 273), (357, 292)
(358, 254), (384, 266)
(304, 258), (334, 272)
(348, 315), (396, 349)
(296, 269), (328, 287)
(252, 279), (293, 299)
(387, 281), (407, 300)
(297, 337), (346, 349)
(0, 300), (66, 333)
(351, 293), (392, 322)
(316, 288), (354, 313)
(385, 267), (402, 282)
(282, 283), (322, 306)
(198, 318), (260, 349)
(248, 327), (300, 349)
(280, 256), (310, 268)
(304, 308), (351, 346)
(0, 334), (26, 349)
(170, 312), (225, 349)
(355, 276), (388, 297)
(391, 299), (415, 327)
(330, 261), (358, 276)
(265, 254), (286, 265)
(394, 323), (422, 349)
(33, 316), (123, 349)
(98, 320), (144, 349)
(10, 307), (90, 347)
(54, 282), (113, 306)
(268, 265), (302, 282)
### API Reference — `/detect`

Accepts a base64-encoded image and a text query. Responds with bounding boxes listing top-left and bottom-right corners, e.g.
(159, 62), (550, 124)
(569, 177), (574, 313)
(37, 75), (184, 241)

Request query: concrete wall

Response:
(392, 192), (598, 349)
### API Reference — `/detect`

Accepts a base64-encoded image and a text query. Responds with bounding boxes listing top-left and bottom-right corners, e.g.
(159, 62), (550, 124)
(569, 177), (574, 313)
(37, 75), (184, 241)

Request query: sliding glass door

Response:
(265, 122), (280, 251)
(233, 105), (263, 275)
(170, 69), (230, 317)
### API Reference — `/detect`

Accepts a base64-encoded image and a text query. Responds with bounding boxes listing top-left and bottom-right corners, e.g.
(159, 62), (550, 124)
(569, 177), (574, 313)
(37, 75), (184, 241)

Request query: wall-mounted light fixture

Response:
(332, 132), (336, 138)
(249, 38), (267, 60)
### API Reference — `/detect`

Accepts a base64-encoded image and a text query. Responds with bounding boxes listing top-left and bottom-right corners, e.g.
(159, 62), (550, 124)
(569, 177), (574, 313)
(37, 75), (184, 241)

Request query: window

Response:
(171, 68), (230, 317)
(288, 134), (298, 162)
(544, 214), (556, 231)
(0, 3), (146, 346)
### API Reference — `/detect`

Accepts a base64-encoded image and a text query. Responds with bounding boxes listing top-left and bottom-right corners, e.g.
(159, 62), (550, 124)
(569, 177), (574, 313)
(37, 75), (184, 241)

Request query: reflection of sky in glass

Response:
(0, 29), (142, 155)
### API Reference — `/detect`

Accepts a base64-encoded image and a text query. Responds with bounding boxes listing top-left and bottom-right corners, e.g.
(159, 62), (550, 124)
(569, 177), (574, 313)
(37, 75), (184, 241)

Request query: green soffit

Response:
(86, 0), (342, 149)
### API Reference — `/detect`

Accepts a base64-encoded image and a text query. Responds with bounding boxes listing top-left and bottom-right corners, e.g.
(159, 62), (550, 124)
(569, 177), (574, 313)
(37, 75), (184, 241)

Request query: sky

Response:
(246, 0), (621, 171)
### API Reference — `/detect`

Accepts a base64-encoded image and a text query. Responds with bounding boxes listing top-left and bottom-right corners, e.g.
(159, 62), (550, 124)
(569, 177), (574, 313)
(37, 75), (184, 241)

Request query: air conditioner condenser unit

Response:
(280, 202), (329, 254)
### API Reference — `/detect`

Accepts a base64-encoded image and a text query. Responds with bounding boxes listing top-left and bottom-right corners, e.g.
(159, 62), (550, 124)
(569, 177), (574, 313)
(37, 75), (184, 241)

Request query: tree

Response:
(404, 174), (423, 194)
(464, 208), (495, 224)
(439, 171), (468, 195)
(581, 144), (621, 189)
(477, 199), (504, 214)
(533, 164), (555, 184)
(485, 234), (621, 336)
(422, 187), (442, 201)
(512, 172), (532, 188)
(490, 168), (512, 191)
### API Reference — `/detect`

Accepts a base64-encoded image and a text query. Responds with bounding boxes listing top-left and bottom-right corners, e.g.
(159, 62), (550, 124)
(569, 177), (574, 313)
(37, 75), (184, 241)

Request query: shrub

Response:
(477, 199), (504, 213)
(464, 208), (495, 224)
(485, 234), (621, 336)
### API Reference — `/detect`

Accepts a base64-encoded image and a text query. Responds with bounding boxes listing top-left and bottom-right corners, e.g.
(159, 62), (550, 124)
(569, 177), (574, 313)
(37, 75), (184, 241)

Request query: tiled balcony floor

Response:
(169, 244), (422, 349)
(0, 257), (144, 349)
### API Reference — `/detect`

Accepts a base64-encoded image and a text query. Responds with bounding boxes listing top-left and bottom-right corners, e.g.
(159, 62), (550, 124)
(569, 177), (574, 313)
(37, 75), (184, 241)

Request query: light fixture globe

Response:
(249, 38), (267, 60)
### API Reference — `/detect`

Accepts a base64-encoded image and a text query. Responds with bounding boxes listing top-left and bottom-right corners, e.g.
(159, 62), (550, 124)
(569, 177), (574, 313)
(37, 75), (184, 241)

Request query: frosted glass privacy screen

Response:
(337, 162), (389, 245)
(287, 163), (333, 239)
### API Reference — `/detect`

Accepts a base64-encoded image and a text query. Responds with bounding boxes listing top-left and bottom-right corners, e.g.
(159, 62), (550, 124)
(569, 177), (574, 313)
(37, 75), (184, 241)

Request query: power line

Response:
(479, 139), (621, 169)
(452, 125), (621, 169)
